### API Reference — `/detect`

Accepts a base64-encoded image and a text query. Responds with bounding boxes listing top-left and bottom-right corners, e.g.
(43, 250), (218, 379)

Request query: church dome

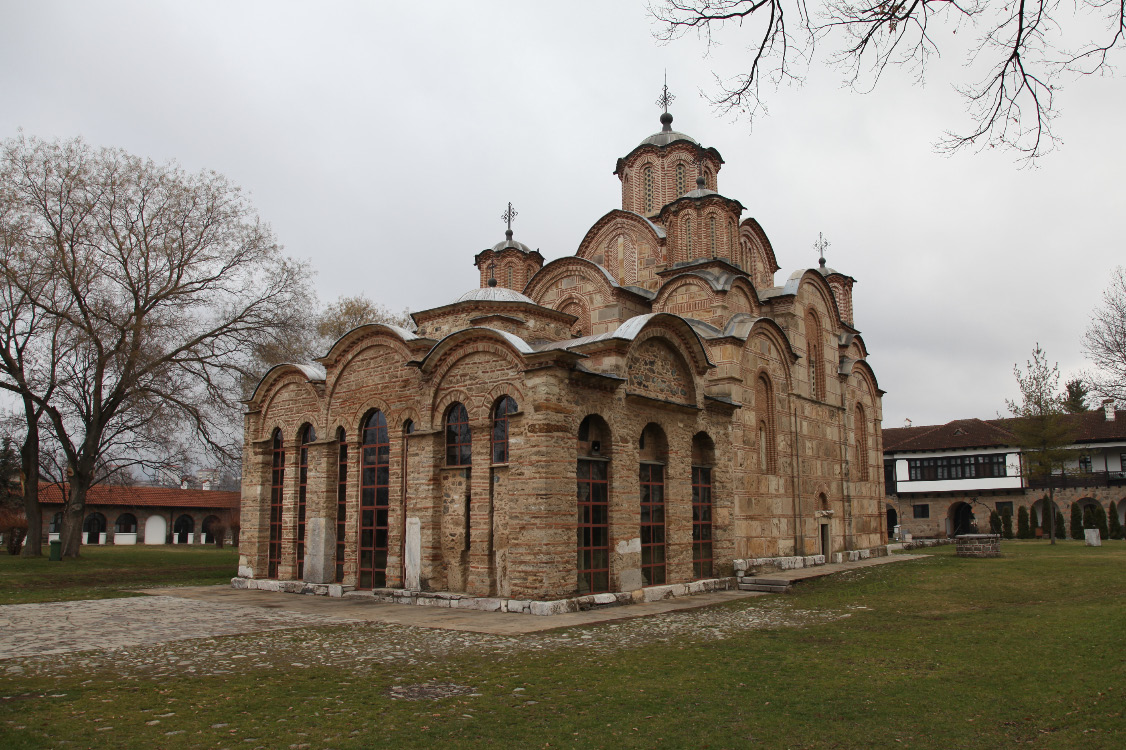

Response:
(454, 286), (535, 304)
(490, 230), (534, 254)
(640, 112), (698, 148)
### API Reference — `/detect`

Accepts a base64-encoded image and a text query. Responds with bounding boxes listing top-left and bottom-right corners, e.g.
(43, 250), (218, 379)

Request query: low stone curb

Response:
(230, 575), (738, 616)
(732, 544), (889, 577)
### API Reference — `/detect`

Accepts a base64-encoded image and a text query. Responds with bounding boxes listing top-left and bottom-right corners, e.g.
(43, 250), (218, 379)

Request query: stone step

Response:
(738, 582), (791, 593)
(737, 577), (791, 587)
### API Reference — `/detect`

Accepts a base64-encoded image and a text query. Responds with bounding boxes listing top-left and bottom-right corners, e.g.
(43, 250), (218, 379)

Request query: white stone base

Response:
(229, 576), (737, 616)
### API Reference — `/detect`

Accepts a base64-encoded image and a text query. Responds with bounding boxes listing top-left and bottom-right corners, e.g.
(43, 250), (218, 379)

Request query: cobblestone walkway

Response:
(0, 595), (362, 660)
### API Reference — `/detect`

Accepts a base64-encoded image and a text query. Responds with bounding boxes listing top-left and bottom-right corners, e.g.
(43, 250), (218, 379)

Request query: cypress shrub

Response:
(1054, 509), (1066, 540)
(1070, 502), (1084, 539)
(1083, 504), (1095, 530)
(1109, 501), (1123, 540)
(1017, 506), (1031, 539)
(1095, 504), (1109, 541)
(989, 510), (1002, 534)
(1041, 506), (1052, 535)
(1029, 506), (1040, 536)
(1001, 507), (1013, 539)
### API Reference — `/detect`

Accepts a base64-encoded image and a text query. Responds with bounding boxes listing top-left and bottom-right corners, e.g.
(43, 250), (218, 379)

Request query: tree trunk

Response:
(60, 471), (92, 558)
(19, 418), (42, 558)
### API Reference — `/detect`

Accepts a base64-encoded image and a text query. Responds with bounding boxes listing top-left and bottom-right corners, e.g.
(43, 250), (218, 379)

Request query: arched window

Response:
(685, 216), (693, 256)
(445, 403), (471, 466)
(335, 426), (347, 583)
(806, 312), (824, 401)
(729, 221), (737, 262)
(676, 162), (685, 196)
(173, 514), (194, 544)
(506, 265), (513, 288)
(854, 403), (870, 481)
(704, 167), (714, 190)
(202, 515), (222, 544)
(296, 424), (316, 579)
(359, 411), (390, 589)
(639, 423), (668, 587)
(268, 429), (284, 577)
(756, 375), (777, 473)
(709, 214), (717, 257)
(577, 415), (611, 595)
(643, 165), (654, 212)
(491, 396), (518, 464)
(691, 433), (715, 579)
(114, 513), (137, 534)
(83, 512), (106, 545)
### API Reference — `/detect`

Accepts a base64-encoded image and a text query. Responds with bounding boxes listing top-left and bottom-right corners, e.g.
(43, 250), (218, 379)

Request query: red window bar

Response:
(692, 466), (713, 579)
(577, 458), (610, 594)
(296, 425), (315, 579)
(491, 396), (517, 464)
(639, 462), (666, 586)
(358, 411), (390, 589)
(335, 427), (347, 583)
(267, 430), (285, 578)
(445, 403), (471, 466)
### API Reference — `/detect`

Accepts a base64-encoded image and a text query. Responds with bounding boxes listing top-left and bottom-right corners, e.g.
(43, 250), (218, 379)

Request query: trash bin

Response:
(49, 540), (62, 561)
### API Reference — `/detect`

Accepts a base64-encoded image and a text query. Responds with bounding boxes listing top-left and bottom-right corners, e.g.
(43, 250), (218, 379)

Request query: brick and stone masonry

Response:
(236, 105), (888, 606)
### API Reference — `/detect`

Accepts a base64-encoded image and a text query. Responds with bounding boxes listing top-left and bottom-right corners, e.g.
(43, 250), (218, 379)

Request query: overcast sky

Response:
(2, 1), (1122, 429)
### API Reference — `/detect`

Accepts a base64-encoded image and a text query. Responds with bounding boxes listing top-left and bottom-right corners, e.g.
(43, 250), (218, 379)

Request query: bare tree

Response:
(651, 0), (1125, 161)
(1006, 343), (1077, 544)
(1084, 266), (1126, 405)
(315, 293), (412, 352)
(1, 135), (313, 557)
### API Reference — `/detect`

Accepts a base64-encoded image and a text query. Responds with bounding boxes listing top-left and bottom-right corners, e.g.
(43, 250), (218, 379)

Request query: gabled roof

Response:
(39, 483), (240, 509)
(883, 410), (1126, 453)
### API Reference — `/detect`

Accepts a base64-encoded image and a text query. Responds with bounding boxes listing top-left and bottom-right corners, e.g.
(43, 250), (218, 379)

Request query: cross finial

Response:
(656, 71), (675, 113)
(814, 232), (831, 268)
(501, 202), (518, 239)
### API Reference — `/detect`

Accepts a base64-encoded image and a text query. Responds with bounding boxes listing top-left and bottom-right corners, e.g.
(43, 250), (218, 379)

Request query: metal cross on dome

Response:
(814, 232), (831, 268)
(656, 71), (675, 113)
(501, 202), (518, 233)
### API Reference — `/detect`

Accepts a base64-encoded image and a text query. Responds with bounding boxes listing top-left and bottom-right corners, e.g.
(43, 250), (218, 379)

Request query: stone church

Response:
(237, 101), (886, 607)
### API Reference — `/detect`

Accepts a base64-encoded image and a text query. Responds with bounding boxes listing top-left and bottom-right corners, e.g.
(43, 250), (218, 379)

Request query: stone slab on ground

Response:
(743, 553), (929, 583)
(0, 595), (364, 660)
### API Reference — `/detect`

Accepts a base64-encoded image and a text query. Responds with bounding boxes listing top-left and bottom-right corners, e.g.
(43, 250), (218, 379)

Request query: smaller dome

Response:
(490, 228), (534, 254)
(454, 287), (535, 304)
(640, 130), (698, 148)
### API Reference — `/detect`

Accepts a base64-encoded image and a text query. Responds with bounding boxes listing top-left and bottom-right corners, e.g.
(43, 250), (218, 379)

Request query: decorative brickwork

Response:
(239, 108), (886, 605)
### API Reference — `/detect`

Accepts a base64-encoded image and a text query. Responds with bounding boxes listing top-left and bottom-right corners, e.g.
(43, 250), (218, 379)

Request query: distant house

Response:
(39, 483), (240, 546)
(883, 400), (1126, 538)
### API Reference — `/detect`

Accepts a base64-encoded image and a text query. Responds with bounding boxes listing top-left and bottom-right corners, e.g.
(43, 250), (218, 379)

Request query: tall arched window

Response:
(359, 411), (390, 589)
(268, 429), (285, 578)
(577, 415), (611, 595)
(336, 426), (347, 583)
(756, 375), (777, 473)
(643, 166), (654, 212)
(492, 396), (518, 464)
(296, 424), (316, 579)
(729, 221), (737, 262)
(709, 214), (717, 257)
(639, 423), (668, 587)
(704, 167), (714, 190)
(685, 216), (693, 257)
(854, 403), (870, 481)
(691, 433), (715, 579)
(83, 512), (106, 545)
(676, 162), (686, 196)
(806, 311), (824, 401)
(445, 403), (471, 466)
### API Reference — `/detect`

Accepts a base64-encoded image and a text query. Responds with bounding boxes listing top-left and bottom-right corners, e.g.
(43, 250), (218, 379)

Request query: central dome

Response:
(640, 111), (698, 148)
(454, 287), (535, 304)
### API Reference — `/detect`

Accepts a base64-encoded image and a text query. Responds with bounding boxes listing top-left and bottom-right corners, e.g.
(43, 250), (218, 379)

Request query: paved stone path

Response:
(0, 595), (363, 660)
(0, 553), (927, 662)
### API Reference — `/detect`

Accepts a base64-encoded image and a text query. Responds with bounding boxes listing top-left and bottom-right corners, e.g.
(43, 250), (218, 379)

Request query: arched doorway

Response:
(886, 505), (898, 540)
(173, 514), (194, 544)
(949, 502), (975, 537)
(201, 515), (222, 545)
(83, 512), (106, 545)
(143, 514), (166, 544)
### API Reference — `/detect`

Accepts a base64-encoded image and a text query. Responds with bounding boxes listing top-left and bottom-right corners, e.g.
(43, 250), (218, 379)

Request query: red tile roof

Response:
(39, 483), (239, 509)
(883, 410), (1126, 452)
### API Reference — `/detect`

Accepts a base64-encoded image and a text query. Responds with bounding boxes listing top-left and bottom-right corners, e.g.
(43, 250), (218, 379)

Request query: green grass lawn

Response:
(2, 541), (1124, 749)
(0, 545), (238, 604)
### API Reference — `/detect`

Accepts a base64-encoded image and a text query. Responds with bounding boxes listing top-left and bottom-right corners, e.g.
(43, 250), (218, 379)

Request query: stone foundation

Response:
(897, 538), (954, 551)
(230, 575), (736, 616)
(733, 545), (889, 577)
(954, 534), (1001, 558)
